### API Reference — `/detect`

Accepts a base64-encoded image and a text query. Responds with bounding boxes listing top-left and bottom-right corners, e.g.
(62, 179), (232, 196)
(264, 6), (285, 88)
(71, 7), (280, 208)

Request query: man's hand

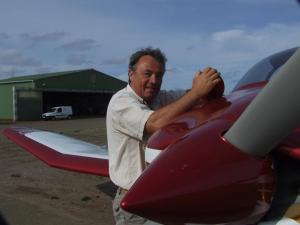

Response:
(191, 67), (221, 99)
(145, 67), (222, 135)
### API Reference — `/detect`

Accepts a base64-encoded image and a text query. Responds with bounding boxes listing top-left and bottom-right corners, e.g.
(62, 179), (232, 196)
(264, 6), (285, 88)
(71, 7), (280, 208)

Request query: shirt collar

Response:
(126, 84), (153, 108)
(126, 84), (144, 103)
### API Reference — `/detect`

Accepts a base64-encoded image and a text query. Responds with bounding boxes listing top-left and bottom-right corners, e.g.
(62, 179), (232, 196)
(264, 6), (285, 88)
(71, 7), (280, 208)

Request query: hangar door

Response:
(43, 91), (113, 116)
(16, 89), (43, 121)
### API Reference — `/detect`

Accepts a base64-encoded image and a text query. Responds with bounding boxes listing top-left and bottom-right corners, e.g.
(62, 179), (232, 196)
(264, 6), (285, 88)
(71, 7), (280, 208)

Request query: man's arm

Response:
(145, 67), (221, 135)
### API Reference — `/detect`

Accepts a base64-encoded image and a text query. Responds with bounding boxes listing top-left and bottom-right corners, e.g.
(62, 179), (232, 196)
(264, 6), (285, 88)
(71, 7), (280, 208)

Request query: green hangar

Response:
(0, 69), (126, 121)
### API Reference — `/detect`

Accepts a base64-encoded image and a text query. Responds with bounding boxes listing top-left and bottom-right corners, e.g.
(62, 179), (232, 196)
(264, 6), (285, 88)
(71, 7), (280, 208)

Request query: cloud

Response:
(101, 57), (127, 66)
(20, 31), (68, 42)
(33, 67), (53, 74)
(212, 29), (246, 42)
(0, 49), (42, 67)
(60, 39), (99, 51)
(209, 22), (300, 65)
(203, 23), (300, 92)
(0, 32), (10, 40)
(149, 22), (300, 92)
(114, 71), (128, 82)
(166, 67), (184, 73)
(173, 22), (300, 71)
(232, 0), (291, 5)
(65, 54), (92, 66)
(0, 0), (298, 93)
(0, 66), (26, 79)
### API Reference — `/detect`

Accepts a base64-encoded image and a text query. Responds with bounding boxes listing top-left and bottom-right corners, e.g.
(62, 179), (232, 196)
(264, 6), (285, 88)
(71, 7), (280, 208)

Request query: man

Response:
(106, 47), (221, 225)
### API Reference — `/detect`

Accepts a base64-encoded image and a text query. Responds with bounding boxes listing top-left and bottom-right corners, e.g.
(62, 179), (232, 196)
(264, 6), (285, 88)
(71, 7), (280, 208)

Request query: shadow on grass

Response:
(96, 181), (117, 199)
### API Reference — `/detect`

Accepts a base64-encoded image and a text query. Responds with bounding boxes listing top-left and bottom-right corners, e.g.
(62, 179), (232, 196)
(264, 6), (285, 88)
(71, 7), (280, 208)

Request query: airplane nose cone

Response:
(121, 120), (275, 224)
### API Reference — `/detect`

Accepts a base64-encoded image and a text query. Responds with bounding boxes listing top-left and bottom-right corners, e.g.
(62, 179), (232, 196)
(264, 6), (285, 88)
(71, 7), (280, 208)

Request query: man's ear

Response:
(128, 69), (134, 83)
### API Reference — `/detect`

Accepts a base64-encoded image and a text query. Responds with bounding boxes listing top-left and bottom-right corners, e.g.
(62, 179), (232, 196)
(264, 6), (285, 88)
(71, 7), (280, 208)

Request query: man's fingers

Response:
(195, 70), (202, 77)
(202, 67), (211, 74)
(192, 67), (222, 98)
(209, 72), (220, 80)
(201, 67), (219, 77)
(212, 77), (222, 84)
(197, 67), (220, 76)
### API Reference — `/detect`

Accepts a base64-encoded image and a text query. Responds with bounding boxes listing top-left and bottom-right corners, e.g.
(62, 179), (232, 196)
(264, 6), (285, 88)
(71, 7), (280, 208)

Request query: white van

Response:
(42, 106), (73, 120)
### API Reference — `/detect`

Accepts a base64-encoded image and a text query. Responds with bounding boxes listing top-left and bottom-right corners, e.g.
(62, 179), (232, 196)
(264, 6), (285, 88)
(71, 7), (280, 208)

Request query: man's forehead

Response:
(136, 55), (164, 71)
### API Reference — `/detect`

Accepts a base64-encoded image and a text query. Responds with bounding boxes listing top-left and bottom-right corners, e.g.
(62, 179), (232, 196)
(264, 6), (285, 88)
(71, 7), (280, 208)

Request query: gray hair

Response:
(128, 47), (167, 73)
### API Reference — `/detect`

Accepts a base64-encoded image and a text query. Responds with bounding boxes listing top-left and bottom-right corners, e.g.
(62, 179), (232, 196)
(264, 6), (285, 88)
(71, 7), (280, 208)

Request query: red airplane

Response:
(3, 47), (300, 225)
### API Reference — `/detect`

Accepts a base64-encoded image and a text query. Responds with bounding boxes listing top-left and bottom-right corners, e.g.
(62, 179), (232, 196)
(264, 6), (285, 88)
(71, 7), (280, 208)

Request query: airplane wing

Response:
(2, 126), (109, 177)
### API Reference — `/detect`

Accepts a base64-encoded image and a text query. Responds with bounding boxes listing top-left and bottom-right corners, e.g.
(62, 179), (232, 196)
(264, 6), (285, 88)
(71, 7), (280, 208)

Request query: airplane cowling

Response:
(121, 120), (276, 224)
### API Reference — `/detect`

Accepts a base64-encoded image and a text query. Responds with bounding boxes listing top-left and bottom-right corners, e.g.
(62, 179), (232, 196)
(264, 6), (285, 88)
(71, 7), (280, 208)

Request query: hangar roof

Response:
(0, 69), (127, 92)
(0, 69), (107, 83)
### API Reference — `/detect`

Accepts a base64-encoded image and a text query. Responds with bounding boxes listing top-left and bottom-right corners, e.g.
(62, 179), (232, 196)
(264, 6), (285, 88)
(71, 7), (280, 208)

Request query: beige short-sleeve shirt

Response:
(106, 85), (185, 189)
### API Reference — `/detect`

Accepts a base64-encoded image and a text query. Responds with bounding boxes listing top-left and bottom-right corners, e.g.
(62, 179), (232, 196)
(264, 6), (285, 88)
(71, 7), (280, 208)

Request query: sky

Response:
(0, 0), (299, 92)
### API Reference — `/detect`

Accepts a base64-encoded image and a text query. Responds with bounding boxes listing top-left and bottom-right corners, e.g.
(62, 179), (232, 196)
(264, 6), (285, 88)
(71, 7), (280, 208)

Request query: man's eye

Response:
(157, 74), (163, 79)
(144, 72), (151, 76)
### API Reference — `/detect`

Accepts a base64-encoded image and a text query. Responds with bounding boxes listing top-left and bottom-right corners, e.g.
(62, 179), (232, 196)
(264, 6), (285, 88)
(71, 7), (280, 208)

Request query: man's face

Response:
(129, 55), (164, 104)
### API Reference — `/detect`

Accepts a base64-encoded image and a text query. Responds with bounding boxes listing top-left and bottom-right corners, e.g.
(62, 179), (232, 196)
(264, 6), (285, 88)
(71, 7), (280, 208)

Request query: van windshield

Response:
(50, 108), (56, 112)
